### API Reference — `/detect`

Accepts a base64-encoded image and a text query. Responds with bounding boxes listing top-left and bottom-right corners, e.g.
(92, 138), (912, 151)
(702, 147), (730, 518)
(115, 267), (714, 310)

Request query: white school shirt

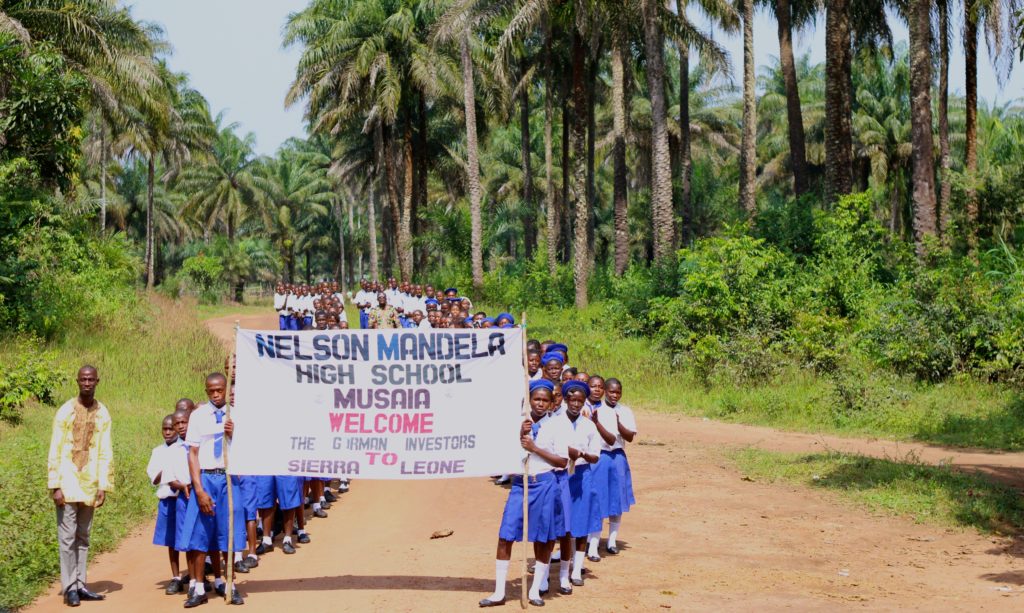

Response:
(418, 318), (432, 329)
(273, 292), (286, 311)
(147, 439), (191, 499)
(525, 415), (570, 476)
(354, 290), (370, 310)
(529, 370), (543, 381)
(184, 402), (232, 470)
(595, 402), (637, 452)
(384, 288), (401, 305)
(563, 413), (601, 466)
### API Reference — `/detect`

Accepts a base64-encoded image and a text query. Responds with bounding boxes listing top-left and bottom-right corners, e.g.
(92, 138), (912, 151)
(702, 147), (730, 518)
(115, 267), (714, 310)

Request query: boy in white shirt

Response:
(147, 414), (191, 595)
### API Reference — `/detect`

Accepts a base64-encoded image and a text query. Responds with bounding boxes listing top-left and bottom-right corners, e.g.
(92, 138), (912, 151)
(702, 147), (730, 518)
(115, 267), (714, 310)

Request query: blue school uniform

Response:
(255, 475), (303, 511)
(239, 475), (258, 522)
(497, 418), (569, 543)
(594, 403), (637, 516)
(147, 438), (190, 548)
(566, 416), (603, 536)
(179, 403), (247, 553)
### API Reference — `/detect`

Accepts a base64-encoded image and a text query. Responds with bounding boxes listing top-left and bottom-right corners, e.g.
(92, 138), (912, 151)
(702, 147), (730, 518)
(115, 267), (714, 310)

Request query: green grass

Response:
(730, 448), (1024, 534)
(195, 297), (272, 320)
(0, 295), (224, 610)
(516, 303), (1024, 451)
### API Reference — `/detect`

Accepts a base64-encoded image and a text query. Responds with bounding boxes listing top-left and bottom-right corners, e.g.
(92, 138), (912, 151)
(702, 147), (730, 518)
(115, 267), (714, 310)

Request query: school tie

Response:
(213, 408), (225, 459)
(531, 422), (540, 440)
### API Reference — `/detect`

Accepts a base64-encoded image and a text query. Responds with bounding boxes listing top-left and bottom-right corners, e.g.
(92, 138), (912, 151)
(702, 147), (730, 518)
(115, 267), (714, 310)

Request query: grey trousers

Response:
(56, 502), (94, 593)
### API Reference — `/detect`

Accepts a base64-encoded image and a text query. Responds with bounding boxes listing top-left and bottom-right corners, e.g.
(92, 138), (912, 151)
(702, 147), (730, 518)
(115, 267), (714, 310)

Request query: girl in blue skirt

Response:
(480, 380), (569, 608)
(560, 381), (602, 590)
(591, 378), (637, 556)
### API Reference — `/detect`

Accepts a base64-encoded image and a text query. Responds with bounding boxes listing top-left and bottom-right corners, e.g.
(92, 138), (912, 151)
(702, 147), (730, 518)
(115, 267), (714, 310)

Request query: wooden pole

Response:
(224, 321), (239, 603)
(520, 312), (529, 609)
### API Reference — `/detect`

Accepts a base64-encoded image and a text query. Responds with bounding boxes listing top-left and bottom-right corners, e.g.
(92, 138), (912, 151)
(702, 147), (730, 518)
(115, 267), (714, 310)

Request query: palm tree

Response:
(936, 0), (952, 237)
(739, 0), (756, 216)
(908, 0), (938, 253)
(643, 0), (675, 263)
(824, 0), (854, 204)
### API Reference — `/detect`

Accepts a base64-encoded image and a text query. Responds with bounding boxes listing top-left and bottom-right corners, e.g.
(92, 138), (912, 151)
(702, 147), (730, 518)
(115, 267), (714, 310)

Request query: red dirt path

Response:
(24, 312), (1024, 612)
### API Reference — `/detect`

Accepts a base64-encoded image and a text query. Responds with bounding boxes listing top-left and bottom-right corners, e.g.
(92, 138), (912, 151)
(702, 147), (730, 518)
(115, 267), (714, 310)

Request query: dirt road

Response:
(25, 313), (1024, 612)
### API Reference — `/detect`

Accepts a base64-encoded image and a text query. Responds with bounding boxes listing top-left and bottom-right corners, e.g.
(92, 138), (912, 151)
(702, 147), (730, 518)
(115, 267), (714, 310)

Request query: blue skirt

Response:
(609, 449), (635, 513)
(179, 472), (247, 553)
(552, 470), (572, 537)
(497, 472), (560, 543)
(568, 464), (602, 537)
(153, 496), (179, 547)
(590, 452), (613, 520)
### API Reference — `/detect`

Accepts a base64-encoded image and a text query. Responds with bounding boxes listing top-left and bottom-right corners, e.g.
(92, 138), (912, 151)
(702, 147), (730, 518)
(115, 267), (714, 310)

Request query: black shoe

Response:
(233, 561), (250, 574)
(204, 562), (213, 576)
(320, 500), (332, 510)
(570, 578), (584, 587)
(229, 589), (244, 605)
(528, 598), (545, 607)
(215, 584), (226, 599)
(183, 593), (207, 608)
(478, 597), (505, 607)
(324, 491), (337, 503)
(539, 589), (549, 596)
(558, 586), (573, 595)
(245, 556), (259, 569)
(312, 508), (328, 519)
(605, 546), (619, 555)
(77, 588), (105, 601)
(297, 533), (311, 544)
(586, 555), (601, 563)
(204, 580), (213, 593)
(282, 541), (296, 554)
(64, 589), (80, 607)
(166, 578), (184, 595)
(255, 542), (271, 555)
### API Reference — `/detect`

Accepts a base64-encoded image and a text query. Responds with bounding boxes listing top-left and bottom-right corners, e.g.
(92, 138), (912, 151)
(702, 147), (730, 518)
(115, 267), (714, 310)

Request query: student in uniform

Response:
(181, 373), (245, 607)
(540, 353), (564, 386)
(176, 398), (197, 415)
(255, 474), (302, 556)
(560, 382), (602, 587)
(495, 313), (515, 328)
(480, 379), (568, 608)
(597, 378), (636, 554)
(148, 414), (191, 595)
(527, 350), (542, 380)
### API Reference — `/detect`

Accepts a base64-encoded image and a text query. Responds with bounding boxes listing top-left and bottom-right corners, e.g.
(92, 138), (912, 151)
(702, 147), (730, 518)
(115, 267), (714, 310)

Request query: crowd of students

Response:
(483, 340), (637, 607)
(145, 361), (345, 608)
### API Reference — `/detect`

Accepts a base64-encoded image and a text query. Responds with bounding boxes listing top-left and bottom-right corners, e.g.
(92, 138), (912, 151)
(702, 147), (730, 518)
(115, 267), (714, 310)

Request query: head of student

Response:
(604, 377), (623, 406)
(529, 379), (555, 420)
(424, 284), (435, 298)
(561, 380), (590, 418)
(541, 352), (565, 383)
(575, 371), (589, 382)
(205, 373), (228, 408)
(527, 350), (541, 375)
(76, 365), (99, 402)
(561, 367), (577, 383)
(162, 413), (177, 444)
(411, 310), (424, 324)
(175, 397), (196, 413)
(481, 317), (495, 328)
(388, 277), (398, 289)
(444, 287), (458, 300)
(588, 375), (605, 402)
(172, 408), (190, 438)
(496, 313), (514, 327)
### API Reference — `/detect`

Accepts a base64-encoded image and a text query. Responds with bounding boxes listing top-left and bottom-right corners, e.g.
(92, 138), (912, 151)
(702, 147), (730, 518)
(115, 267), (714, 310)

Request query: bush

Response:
(0, 338), (64, 423)
(181, 254), (225, 304)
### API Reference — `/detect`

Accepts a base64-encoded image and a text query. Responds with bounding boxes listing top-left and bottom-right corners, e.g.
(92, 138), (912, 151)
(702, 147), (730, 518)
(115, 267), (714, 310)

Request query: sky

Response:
(123, 1), (1024, 156)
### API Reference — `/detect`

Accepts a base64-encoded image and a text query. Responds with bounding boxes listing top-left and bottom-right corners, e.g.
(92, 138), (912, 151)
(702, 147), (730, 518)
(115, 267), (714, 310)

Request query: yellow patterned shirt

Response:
(47, 398), (114, 505)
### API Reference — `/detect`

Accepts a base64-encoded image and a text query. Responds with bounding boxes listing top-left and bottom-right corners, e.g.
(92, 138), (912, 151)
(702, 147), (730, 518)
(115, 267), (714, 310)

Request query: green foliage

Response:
(0, 339), (64, 424)
(180, 254), (225, 303)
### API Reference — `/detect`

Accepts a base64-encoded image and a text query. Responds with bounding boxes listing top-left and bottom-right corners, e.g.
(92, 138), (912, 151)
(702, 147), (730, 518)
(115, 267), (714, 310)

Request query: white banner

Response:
(230, 328), (527, 479)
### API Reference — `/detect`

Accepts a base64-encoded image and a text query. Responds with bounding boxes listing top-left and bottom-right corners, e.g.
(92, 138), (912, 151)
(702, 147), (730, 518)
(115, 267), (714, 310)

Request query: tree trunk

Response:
(937, 3), (951, 240)
(462, 34), (484, 293)
(383, 125), (400, 276)
(305, 250), (311, 283)
(909, 0), (938, 255)
(775, 0), (809, 196)
(586, 46), (597, 273)
(370, 124), (382, 280)
(336, 200), (347, 294)
(677, 0), (693, 243)
(643, 0), (674, 261)
(825, 0), (853, 205)
(740, 0), (757, 216)
(415, 91), (428, 271)
(146, 155), (155, 288)
(100, 129), (107, 232)
(612, 40), (630, 275)
(520, 64), (537, 260)
(561, 91), (571, 264)
(964, 1), (978, 252)
(400, 123), (415, 281)
(544, 24), (559, 277)
(570, 30), (590, 309)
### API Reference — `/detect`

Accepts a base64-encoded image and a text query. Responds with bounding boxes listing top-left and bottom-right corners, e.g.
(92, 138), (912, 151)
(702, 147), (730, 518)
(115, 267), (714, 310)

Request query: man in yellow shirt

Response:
(47, 365), (114, 607)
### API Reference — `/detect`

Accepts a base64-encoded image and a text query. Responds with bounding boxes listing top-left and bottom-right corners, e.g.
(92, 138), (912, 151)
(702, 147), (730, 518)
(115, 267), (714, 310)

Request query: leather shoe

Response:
(234, 561), (251, 574)
(297, 533), (311, 544)
(320, 500), (332, 510)
(255, 542), (271, 555)
(165, 578), (184, 595)
(605, 546), (619, 555)
(245, 555), (259, 569)
(478, 597), (505, 607)
(558, 586), (572, 595)
(324, 490), (337, 503)
(539, 589), (549, 596)
(64, 589), (80, 607)
(528, 598), (545, 607)
(282, 541), (296, 555)
(229, 589), (244, 605)
(570, 577), (584, 587)
(586, 555), (601, 563)
(313, 508), (328, 519)
(183, 593), (208, 608)
(77, 589), (105, 601)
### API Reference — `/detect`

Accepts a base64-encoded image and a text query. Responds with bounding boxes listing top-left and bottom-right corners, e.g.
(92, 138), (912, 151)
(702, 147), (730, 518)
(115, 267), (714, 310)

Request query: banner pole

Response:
(224, 321), (239, 603)
(520, 312), (529, 610)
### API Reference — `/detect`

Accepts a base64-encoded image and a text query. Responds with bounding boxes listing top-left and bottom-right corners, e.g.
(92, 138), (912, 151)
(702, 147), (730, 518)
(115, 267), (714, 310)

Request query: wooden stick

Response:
(520, 312), (529, 609)
(223, 321), (239, 603)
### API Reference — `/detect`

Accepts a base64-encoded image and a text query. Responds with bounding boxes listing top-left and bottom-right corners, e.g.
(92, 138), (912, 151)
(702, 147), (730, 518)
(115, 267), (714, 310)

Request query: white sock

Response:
(297, 529), (307, 536)
(529, 563), (548, 600)
(173, 575), (181, 581)
(587, 533), (600, 556)
(205, 555), (212, 564)
(559, 561), (571, 588)
(214, 578), (224, 589)
(189, 578), (196, 588)
(486, 559), (509, 601)
(262, 536), (272, 546)
(571, 551), (585, 580)
(247, 554), (258, 562)
(234, 552), (242, 563)
(319, 496), (326, 504)
(539, 561), (549, 592)
(193, 581), (205, 596)
(608, 516), (621, 549)
(283, 536), (292, 544)
(313, 502), (322, 512)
